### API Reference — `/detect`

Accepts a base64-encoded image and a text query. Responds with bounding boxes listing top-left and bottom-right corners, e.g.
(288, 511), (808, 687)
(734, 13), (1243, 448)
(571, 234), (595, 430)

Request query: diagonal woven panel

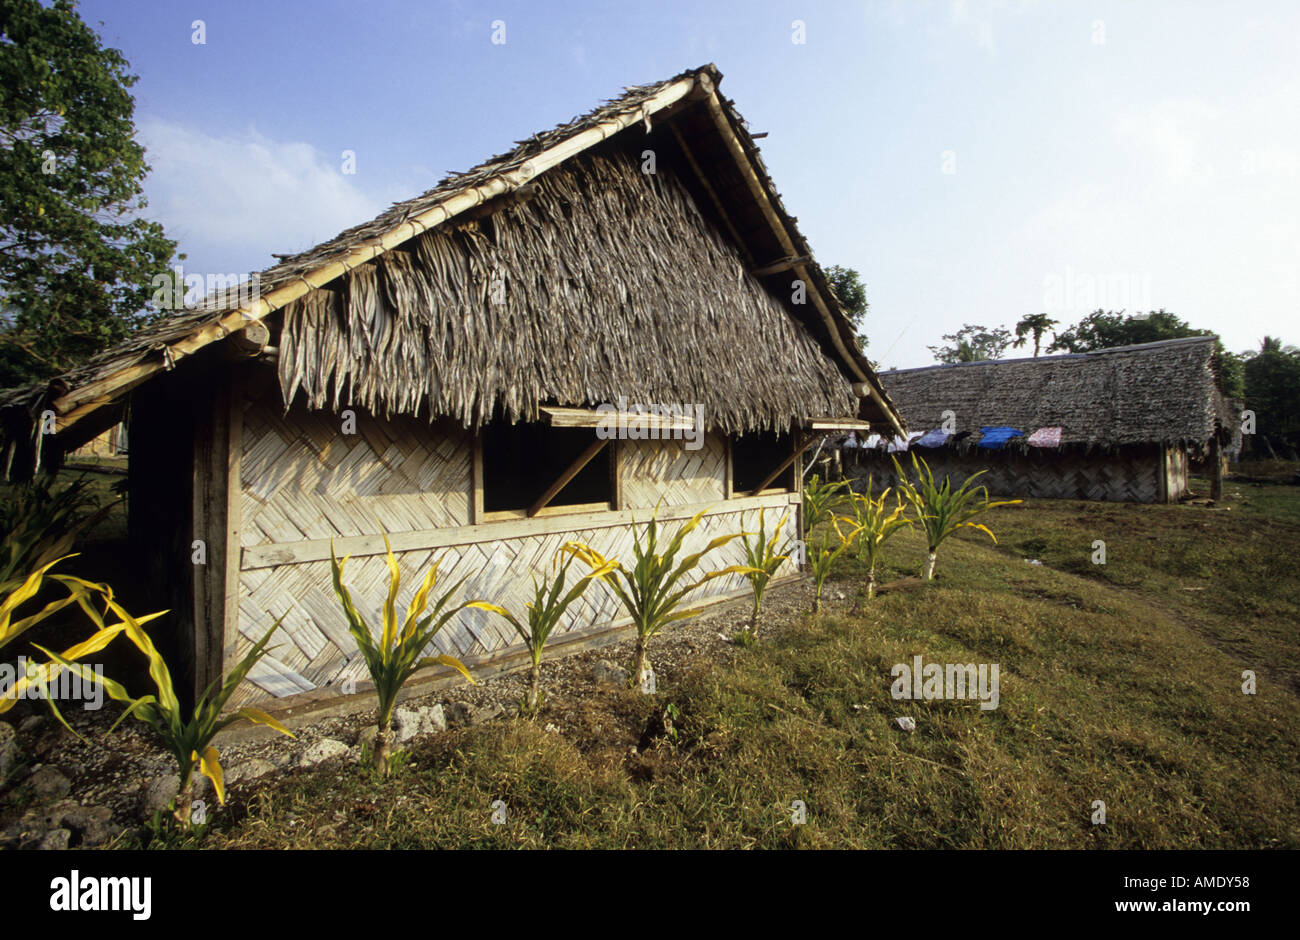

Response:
(620, 432), (727, 509)
(240, 398), (472, 547)
(854, 449), (1165, 502)
(226, 503), (794, 707)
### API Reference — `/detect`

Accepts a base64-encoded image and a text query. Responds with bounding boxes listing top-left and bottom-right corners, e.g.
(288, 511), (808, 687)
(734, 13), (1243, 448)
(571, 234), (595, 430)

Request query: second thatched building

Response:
(847, 336), (1239, 503)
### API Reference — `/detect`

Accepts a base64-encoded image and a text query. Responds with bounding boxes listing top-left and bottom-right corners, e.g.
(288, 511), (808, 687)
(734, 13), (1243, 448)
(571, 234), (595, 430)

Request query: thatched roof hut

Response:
(0, 63), (900, 467)
(849, 336), (1239, 503)
(0, 65), (902, 709)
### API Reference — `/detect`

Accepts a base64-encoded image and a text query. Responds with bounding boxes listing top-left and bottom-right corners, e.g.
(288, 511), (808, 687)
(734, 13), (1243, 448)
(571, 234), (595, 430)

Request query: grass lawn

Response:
(190, 472), (1300, 850)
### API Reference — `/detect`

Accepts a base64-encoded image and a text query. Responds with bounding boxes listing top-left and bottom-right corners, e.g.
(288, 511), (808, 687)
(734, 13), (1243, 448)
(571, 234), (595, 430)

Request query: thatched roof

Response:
(876, 336), (1232, 449)
(277, 140), (857, 431)
(1, 63), (903, 471)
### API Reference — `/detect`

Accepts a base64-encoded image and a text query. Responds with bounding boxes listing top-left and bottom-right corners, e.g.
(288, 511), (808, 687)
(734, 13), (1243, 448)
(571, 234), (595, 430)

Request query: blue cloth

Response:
(914, 428), (952, 448)
(976, 426), (1023, 449)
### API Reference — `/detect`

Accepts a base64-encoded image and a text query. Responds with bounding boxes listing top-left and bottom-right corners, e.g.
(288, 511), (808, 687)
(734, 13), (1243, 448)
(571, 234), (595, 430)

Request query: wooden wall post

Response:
(1210, 435), (1223, 501)
(471, 434), (485, 523)
(191, 370), (237, 704)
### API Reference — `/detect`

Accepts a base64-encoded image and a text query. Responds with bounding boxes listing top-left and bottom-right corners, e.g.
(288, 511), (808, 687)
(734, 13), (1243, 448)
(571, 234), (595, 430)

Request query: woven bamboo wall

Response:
(849, 445), (1179, 503)
(619, 433), (727, 508)
(229, 399), (790, 705)
(239, 401), (472, 546)
(70, 424), (124, 458)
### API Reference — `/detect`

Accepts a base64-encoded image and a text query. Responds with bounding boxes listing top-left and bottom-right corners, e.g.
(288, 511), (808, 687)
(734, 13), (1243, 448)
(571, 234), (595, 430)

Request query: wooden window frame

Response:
(472, 431), (617, 524)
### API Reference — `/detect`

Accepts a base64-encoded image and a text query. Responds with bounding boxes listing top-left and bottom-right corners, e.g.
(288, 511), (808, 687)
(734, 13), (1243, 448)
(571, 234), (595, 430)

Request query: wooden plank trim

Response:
(805, 418), (871, 431)
(241, 492), (793, 570)
(471, 434), (484, 524)
(191, 375), (233, 702)
(222, 378), (244, 679)
(541, 406), (695, 430)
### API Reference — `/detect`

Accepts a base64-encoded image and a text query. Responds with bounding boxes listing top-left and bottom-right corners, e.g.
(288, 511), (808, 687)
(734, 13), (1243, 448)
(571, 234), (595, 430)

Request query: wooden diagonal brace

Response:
(746, 433), (819, 496)
(528, 437), (610, 517)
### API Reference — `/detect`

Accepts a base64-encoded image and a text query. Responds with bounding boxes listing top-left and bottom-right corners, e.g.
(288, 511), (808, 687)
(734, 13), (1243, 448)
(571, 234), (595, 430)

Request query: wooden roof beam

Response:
(528, 437), (610, 517)
(744, 432), (818, 496)
(667, 121), (754, 267)
(750, 255), (810, 278)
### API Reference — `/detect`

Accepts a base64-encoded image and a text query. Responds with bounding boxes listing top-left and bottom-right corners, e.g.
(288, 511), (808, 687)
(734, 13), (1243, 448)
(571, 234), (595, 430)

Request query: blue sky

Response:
(81, 0), (1300, 367)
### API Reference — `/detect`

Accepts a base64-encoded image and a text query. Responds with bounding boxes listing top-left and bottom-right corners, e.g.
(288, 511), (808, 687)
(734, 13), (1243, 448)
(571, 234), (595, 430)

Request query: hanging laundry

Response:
(1027, 426), (1063, 448)
(862, 433), (884, 450)
(914, 428), (952, 448)
(976, 426), (1023, 449)
(843, 432), (859, 449)
(887, 431), (925, 452)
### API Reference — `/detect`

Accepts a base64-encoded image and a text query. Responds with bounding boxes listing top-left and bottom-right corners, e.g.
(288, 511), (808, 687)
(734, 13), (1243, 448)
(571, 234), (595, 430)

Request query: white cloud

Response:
(1007, 85), (1300, 356)
(137, 117), (384, 277)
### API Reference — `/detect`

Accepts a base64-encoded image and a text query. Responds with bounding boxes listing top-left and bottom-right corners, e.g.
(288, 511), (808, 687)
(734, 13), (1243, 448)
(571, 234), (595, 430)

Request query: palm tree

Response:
(1259, 336), (1299, 355)
(1013, 314), (1060, 357)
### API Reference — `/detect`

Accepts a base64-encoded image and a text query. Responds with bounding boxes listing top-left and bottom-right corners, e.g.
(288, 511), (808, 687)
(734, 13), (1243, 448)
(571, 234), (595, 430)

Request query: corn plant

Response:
(891, 454), (1022, 580)
(23, 597), (292, 826)
(807, 515), (862, 612)
(802, 474), (848, 536)
(469, 551), (615, 716)
(562, 507), (750, 690)
(849, 480), (913, 599)
(737, 508), (790, 641)
(0, 475), (115, 585)
(330, 535), (476, 773)
(0, 555), (100, 654)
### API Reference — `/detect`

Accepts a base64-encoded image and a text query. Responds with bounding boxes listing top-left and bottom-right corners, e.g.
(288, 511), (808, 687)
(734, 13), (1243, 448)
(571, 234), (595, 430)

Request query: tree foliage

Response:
(0, 0), (176, 388)
(825, 264), (869, 352)
(1241, 337), (1300, 458)
(1048, 309), (1207, 354)
(928, 324), (1012, 363)
(1012, 313), (1059, 357)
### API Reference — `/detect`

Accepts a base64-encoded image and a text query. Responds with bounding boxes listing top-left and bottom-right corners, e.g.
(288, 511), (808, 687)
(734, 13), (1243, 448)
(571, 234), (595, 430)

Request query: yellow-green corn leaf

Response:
(197, 746), (226, 804)
(403, 561), (442, 641)
(961, 522), (998, 542)
(232, 707), (295, 738)
(102, 596), (180, 720)
(465, 600), (511, 618)
(381, 536), (401, 652)
(419, 653), (476, 684)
